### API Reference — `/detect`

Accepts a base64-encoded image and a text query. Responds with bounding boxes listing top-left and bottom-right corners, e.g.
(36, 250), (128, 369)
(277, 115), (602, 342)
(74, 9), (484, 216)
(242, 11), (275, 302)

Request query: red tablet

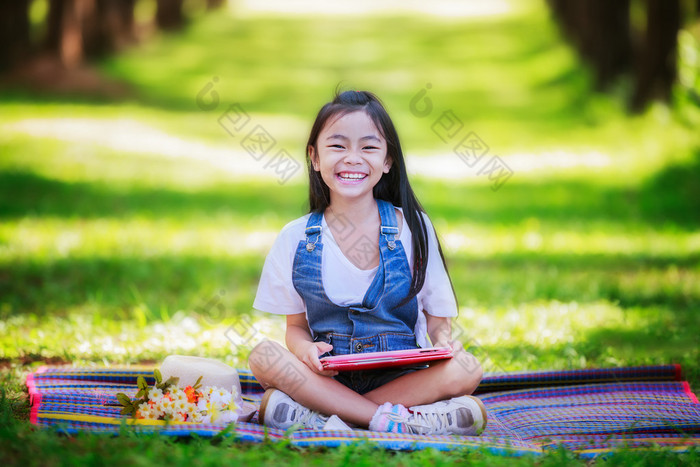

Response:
(320, 346), (453, 371)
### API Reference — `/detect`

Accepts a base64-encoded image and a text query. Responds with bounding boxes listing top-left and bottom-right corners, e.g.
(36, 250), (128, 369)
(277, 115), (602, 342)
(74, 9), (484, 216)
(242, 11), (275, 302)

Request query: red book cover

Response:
(320, 347), (453, 371)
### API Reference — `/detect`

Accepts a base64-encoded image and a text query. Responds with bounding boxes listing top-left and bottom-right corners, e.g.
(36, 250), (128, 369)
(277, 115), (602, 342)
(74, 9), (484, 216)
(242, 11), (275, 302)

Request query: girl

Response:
(249, 90), (486, 435)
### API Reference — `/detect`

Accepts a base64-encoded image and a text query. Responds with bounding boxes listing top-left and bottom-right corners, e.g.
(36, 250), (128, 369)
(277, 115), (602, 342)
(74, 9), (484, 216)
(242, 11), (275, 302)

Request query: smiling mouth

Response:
(336, 172), (368, 182)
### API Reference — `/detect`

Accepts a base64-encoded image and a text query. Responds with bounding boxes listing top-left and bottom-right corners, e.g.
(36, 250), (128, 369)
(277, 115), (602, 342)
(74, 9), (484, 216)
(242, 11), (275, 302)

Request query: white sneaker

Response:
(406, 395), (488, 436)
(258, 388), (330, 430)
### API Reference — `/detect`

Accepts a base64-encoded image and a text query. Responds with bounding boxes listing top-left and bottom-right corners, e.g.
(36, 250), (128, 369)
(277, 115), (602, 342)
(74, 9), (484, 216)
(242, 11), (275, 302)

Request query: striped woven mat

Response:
(26, 364), (700, 458)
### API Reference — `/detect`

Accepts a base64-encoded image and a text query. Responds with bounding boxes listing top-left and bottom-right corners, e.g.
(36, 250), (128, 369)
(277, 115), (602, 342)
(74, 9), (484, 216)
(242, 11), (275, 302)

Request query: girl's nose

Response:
(343, 147), (363, 163)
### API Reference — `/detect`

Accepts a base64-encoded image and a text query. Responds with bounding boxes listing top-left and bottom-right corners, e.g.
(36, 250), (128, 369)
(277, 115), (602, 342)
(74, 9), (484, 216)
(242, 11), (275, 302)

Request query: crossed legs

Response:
(248, 340), (483, 427)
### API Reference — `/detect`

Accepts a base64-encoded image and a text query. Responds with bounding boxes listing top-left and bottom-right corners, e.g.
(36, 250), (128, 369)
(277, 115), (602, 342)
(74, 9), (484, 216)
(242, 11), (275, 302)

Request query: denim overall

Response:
(292, 198), (424, 394)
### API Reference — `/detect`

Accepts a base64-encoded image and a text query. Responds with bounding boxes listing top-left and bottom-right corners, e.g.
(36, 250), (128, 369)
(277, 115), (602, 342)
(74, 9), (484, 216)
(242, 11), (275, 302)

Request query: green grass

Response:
(1, 0), (700, 464)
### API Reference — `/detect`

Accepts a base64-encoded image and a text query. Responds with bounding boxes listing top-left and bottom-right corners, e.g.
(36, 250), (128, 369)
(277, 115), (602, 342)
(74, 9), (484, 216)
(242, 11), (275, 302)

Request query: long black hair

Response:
(305, 89), (458, 310)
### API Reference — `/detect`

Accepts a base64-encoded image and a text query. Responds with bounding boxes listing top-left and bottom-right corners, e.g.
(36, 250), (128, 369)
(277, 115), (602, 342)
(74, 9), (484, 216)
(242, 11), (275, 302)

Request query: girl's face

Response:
(309, 110), (392, 203)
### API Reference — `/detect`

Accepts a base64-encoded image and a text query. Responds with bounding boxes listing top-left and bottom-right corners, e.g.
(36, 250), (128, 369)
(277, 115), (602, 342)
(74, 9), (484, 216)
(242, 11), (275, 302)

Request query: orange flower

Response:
(184, 385), (198, 403)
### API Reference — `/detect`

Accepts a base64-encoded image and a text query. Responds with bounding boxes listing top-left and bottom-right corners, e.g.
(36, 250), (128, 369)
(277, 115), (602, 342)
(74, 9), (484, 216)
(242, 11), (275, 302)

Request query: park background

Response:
(1, 0), (699, 464)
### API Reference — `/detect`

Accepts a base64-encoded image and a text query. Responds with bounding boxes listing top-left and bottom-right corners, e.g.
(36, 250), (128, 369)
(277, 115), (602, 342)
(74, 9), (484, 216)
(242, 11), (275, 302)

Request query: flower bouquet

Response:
(116, 369), (239, 423)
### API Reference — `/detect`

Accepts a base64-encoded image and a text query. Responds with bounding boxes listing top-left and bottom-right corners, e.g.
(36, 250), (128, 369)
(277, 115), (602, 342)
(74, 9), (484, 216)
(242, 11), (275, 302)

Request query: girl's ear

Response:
(308, 145), (320, 171)
(383, 156), (393, 173)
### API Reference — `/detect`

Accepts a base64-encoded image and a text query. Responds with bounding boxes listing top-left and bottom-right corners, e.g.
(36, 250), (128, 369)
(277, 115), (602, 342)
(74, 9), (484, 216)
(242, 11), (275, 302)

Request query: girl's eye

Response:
(363, 146), (379, 150)
(328, 144), (344, 149)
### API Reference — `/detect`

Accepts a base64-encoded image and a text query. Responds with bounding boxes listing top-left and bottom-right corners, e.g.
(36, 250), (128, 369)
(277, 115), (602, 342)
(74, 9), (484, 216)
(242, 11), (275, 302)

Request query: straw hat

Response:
(160, 355), (256, 422)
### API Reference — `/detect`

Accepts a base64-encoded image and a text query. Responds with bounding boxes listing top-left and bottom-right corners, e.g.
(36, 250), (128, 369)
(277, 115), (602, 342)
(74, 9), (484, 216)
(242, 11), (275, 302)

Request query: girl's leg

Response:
(248, 340), (378, 427)
(362, 349), (482, 408)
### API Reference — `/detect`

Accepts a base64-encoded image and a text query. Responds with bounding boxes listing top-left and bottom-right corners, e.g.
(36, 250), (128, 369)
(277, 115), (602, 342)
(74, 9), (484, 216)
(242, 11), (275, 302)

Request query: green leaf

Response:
(193, 376), (203, 390)
(137, 376), (148, 391)
(135, 389), (146, 398)
(154, 368), (162, 384)
(161, 376), (179, 390)
(116, 393), (133, 407)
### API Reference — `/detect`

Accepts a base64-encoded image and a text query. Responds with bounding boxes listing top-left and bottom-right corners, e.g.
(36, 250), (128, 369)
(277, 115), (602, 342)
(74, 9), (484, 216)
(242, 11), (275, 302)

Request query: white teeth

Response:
(338, 173), (366, 180)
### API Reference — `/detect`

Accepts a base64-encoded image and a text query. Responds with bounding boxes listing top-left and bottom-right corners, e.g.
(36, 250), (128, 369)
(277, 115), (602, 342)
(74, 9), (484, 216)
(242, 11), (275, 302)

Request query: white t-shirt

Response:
(252, 207), (457, 348)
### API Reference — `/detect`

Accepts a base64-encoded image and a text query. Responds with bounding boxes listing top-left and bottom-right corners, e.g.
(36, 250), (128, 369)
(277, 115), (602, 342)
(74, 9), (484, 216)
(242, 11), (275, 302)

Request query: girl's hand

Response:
(433, 339), (452, 350)
(299, 342), (339, 377)
(434, 339), (462, 355)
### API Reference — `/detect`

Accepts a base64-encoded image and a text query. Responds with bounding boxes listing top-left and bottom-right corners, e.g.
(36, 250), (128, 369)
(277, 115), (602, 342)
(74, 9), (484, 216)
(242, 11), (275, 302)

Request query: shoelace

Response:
(295, 407), (328, 430)
(379, 410), (435, 434)
(407, 409), (451, 435)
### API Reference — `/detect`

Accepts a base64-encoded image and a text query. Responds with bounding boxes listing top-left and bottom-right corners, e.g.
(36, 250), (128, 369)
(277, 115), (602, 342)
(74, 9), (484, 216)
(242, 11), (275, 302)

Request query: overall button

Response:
(355, 342), (363, 352)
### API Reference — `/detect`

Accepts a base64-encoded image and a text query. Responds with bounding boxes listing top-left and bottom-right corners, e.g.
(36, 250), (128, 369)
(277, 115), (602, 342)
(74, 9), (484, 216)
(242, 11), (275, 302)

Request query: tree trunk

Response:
(156, 0), (185, 31)
(83, 0), (137, 58)
(631, 0), (681, 111)
(207, 0), (225, 9)
(0, 0), (31, 72)
(116, 0), (136, 38)
(548, 0), (632, 90)
(591, 0), (632, 89)
(45, 0), (96, 69)
(61, 0), (92, 68)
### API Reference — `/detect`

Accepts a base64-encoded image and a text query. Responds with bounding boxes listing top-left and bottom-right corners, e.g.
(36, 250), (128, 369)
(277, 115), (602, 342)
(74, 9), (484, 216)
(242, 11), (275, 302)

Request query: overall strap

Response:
(377, 199), (399, 250)
(304, 210), (324, 251)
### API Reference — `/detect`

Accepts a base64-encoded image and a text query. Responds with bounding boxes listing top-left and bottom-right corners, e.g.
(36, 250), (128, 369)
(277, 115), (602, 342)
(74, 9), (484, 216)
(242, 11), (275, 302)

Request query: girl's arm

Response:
(427, 314), (475, 371)
(286, 313), (338, 377)
(426, 314), (453, 348)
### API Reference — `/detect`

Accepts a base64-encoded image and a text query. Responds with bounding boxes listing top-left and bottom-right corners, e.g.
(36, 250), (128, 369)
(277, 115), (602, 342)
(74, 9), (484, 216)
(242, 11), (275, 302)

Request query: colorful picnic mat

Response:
(26, 364), (700, 458)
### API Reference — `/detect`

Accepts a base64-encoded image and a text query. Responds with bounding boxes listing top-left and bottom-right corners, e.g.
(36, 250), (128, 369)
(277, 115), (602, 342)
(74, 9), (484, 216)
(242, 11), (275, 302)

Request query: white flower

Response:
(138, 407), (158, 420)
(158, 397), (175, 415)
(170, 388), (187, 404)
(197, 398), (208, 412)
(173, 400), (189, 413)
(147, 387), (163, 402)
(204, 386), (234, 411)
(135, 402), (152, 419)
(209, 405), (221, 422)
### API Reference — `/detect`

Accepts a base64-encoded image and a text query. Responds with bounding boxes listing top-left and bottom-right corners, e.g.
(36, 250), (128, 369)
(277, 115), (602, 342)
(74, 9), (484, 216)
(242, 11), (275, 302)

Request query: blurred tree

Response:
(547, 0), (632, 91)
(45, 0), (90, 68)
(83, 0), (137, 57)
(206, 0), (225, 9)
(1, 0), (212, 74)
(156, 0), (185, 30)
(43, 0), (137, 68)
(547, 0), (693, 112)
(631, 0), (682, 111)
(0, 0), (31, 71)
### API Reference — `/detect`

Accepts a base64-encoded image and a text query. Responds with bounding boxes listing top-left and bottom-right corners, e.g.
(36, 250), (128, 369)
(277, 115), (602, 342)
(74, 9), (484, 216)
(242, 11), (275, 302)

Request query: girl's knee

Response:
(449, 352), (482, 395)
(248, 339), (287, 378)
